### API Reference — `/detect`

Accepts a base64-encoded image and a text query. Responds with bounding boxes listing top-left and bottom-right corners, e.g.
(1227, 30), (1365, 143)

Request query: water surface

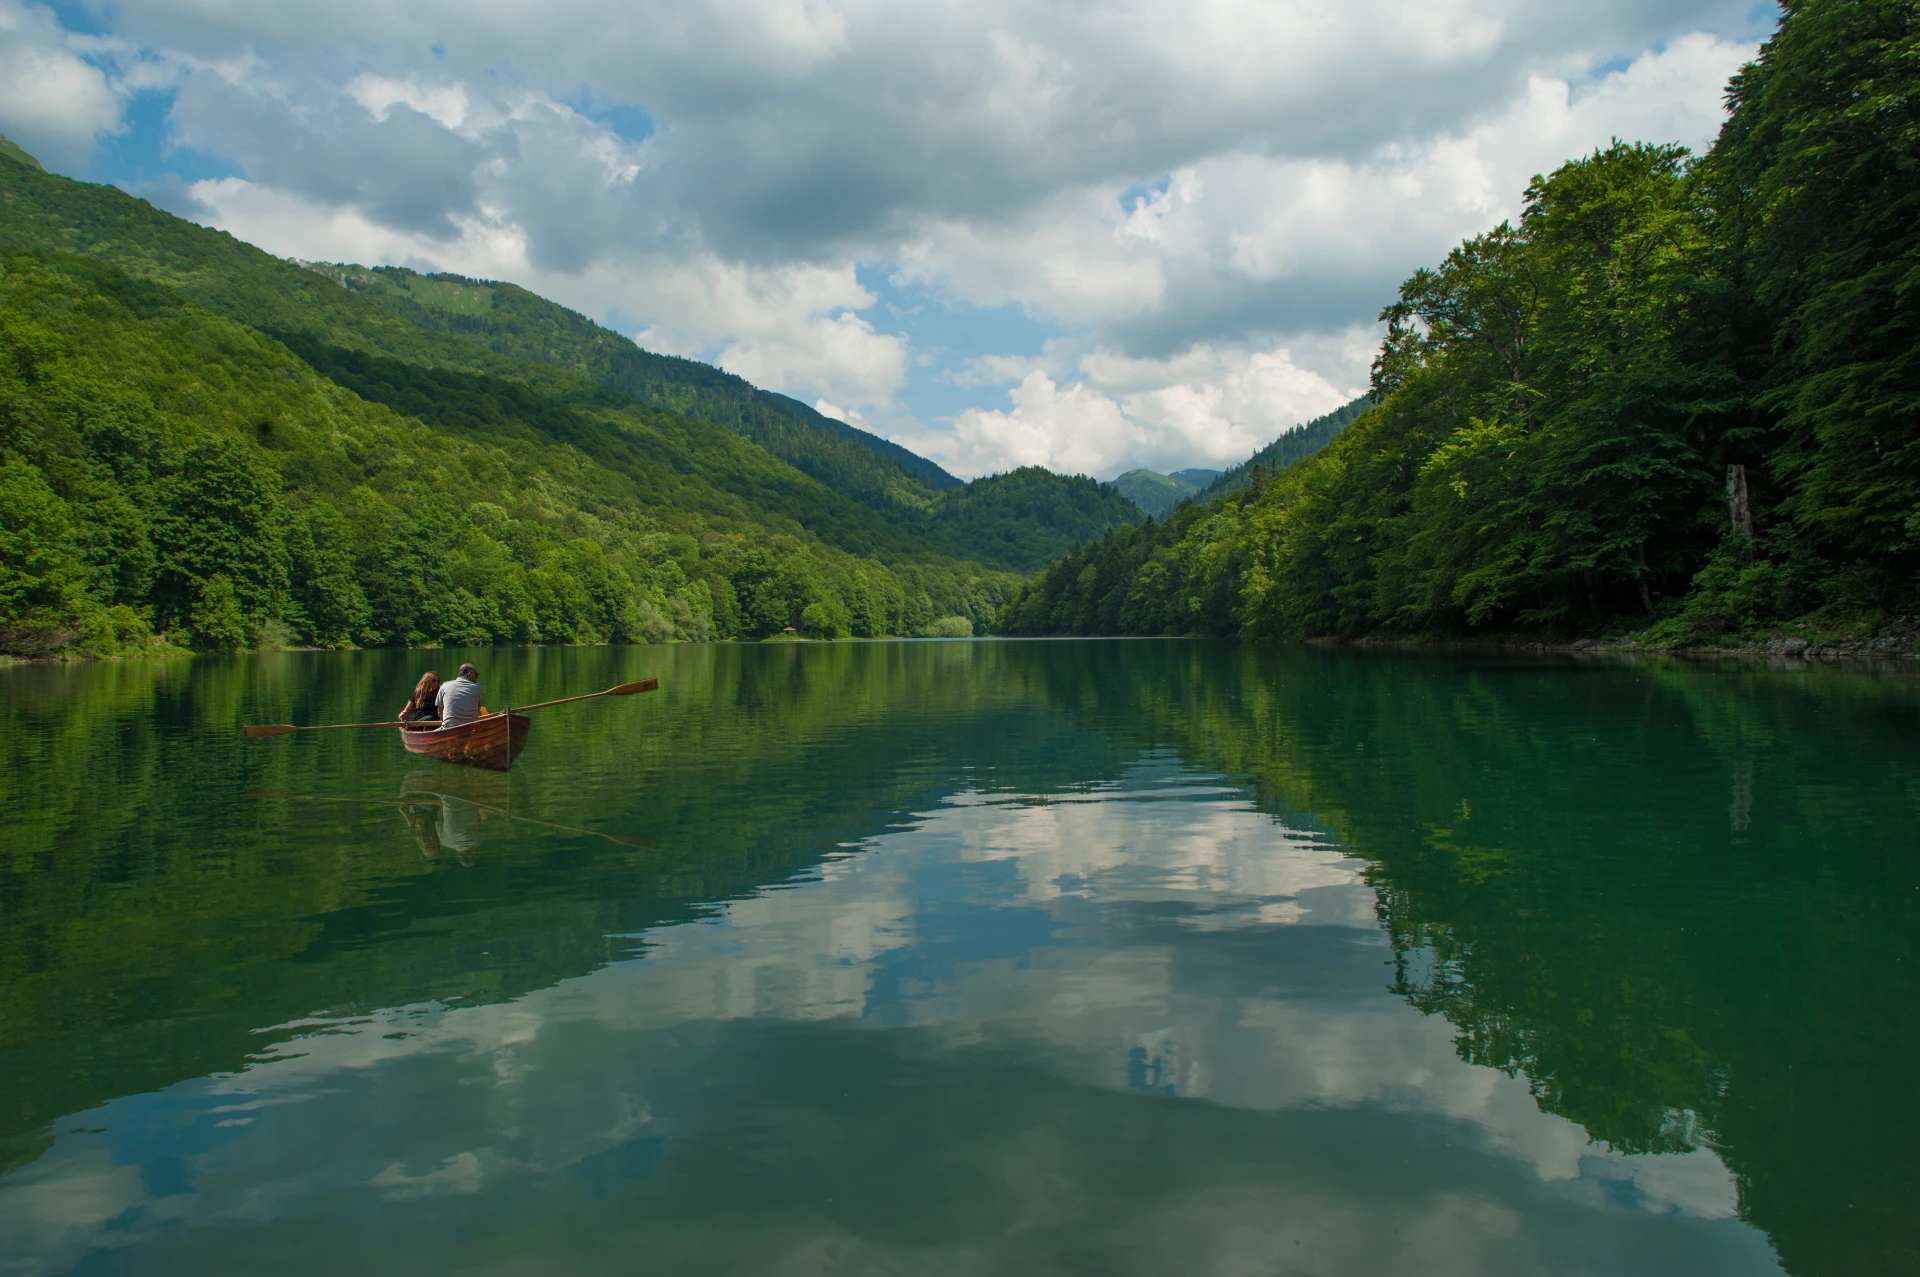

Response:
(1, 641), (1915, 1275)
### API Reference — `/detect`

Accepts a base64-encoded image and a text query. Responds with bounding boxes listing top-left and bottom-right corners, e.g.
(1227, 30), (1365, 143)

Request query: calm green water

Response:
(1, 641), (1915, 1276)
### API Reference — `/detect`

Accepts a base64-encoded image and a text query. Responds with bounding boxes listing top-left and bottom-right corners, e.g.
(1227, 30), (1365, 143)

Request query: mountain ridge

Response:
(298, 262), (964, 499)
(0, 164), (1140, 579)
(1111, 468), (1218, 518)
(0, 165), (1138, 657)
(1202, 397), (1372, 499)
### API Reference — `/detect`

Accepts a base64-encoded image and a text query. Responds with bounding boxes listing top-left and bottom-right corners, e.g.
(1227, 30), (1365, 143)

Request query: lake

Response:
(1, 640), (1914, 1276)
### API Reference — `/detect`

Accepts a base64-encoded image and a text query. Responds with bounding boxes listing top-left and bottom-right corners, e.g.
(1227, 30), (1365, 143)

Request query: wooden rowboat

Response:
(401, 709), (530, 772)
(245, 679), (655, 771)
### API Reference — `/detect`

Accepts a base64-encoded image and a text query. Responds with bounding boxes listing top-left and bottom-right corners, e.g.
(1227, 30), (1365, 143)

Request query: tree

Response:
(152, 436), (288, 634)
(0, 456), (91, 652)
(1714, 0), (1920, 589)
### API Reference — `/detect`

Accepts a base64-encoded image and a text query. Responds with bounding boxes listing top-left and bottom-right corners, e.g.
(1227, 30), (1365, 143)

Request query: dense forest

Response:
(1198, 397), (1370, 500)
(1005, 0), (1919, 647)
(0, 158), (1142, 658)
(300, 262), (965, 500)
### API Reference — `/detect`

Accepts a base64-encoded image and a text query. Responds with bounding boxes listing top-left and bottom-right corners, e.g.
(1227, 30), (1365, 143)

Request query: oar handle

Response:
(245, 719), (435, 737)
(516, 678), (658, 713)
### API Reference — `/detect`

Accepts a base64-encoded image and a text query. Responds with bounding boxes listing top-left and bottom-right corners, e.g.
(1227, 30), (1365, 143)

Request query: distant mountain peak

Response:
(1111, 467), (1218, 519)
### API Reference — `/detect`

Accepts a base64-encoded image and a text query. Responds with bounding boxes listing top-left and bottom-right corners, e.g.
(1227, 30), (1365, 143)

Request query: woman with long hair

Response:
(399, 671), (442, 726)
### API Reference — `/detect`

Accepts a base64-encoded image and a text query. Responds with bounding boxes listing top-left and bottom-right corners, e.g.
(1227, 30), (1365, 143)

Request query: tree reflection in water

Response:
(0, 642), (1912, 1275)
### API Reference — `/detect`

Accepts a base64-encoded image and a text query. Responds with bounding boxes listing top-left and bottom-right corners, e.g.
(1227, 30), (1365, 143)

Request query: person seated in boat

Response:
(398, 671), (442, 727)
(435, 662), (488, 729)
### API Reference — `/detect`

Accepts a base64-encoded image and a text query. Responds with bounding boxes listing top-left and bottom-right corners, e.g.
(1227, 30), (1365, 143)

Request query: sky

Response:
(0, 0), (1776, 480)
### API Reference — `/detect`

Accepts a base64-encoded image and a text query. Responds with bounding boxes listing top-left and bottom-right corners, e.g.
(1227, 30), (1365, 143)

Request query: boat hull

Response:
(401, 710), (530, 771)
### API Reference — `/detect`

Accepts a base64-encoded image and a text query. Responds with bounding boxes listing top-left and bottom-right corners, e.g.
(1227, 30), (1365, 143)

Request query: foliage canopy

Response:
(1007, 2), (1920, 642)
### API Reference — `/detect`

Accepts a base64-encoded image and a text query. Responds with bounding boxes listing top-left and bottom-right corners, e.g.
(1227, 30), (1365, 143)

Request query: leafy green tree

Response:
(0, 455), (90, 652)
(1712, 0), (1920, 594)
(151, 436), (289, 632)
(188, 574), (249, 650)
(800, 599), (851, 639)
(288, 501), (372, 648)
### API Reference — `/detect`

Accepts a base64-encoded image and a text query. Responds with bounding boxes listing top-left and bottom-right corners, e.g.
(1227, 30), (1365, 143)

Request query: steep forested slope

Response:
(1200, 397), (1370, 499)
(311, 264), (1141, 566)
(0, 154), (1153, 656)
(0, 250), (1019, 656)
(0, 160), (1138, 583)
(302, 263), (962, 502)
(1005, 0), (1920, 647)
(924, 467), (1139, 571)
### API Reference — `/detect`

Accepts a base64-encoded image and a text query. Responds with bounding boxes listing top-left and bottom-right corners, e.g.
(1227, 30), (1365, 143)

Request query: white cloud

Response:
(932, 341), (1357, 478)
(0, 0), (122, 167)
(711, 306), (907, 409)
(940, 352), (1052, 390)
(344, 74), (471, 129)
(893, 34), (1753, 356)
(15, 0), (1766, 474)
(633, 258), (910, 411)
(813, 399), (873, 431)
(946, 371), (1132, 477)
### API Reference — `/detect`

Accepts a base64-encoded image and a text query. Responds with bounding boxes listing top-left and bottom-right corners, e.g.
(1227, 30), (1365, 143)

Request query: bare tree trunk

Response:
(1726, 464), (1754, 542)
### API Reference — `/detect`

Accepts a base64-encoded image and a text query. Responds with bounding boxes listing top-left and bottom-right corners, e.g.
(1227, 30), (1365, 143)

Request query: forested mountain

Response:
(1111, 467), (1219, 518)
(302, 263), (1140, 566)
(1200, 397), (1370, 499)
(0, 159), (1017, 655)
(302, 263), (963, 499)
(927, 467), (1140, 569)
(0, 249), (1018, 655)
(0, 154), (1143, 656)
(1005, 0), (1919, 647)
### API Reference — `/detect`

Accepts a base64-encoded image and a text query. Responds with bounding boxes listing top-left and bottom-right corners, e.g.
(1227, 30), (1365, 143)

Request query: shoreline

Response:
(1323, 626), (1917, 665)
(9, 626), (1918, 669)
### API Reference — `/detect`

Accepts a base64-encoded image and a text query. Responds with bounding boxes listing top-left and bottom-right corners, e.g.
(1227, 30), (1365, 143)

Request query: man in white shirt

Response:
(435, 663), (487, 728)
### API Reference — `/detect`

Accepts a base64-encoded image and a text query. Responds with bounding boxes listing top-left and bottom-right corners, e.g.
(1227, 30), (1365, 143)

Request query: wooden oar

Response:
(245, 720), (423, 738)
(515, 678), (658, 713)
(243, 679), (658, 737)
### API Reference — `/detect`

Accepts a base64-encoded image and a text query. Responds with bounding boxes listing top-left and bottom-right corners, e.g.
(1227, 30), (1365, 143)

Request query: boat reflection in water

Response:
(398, 768), (503, 865)
(250, 770), (654, 865)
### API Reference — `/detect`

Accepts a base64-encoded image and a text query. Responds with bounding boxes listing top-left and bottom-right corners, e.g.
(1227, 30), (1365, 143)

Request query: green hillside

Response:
(303, 262), (1139, 567)
(1005, 0), (1920, 645)
(0, 134), (40, 173)
(1112, 470), (1192, 518)
(303, 262), (963, 502)
(927, 467), (1141, 569)
(0, 170), (1023, 656)
(1111, 467), (1219, 518)
(0, 162), (1134, 577)
(0, 249), (1016, 657)
(1200, 397), (1369, 498)
(0, 162), (1154, 657)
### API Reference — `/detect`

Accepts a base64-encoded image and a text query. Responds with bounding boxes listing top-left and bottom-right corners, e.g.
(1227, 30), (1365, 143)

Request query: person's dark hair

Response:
(458, 663), (479, 680)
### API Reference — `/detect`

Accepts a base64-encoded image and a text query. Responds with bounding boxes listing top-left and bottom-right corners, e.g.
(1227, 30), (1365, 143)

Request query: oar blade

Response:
(608, 678), (660, 696)
(243, 724), (300, 738)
